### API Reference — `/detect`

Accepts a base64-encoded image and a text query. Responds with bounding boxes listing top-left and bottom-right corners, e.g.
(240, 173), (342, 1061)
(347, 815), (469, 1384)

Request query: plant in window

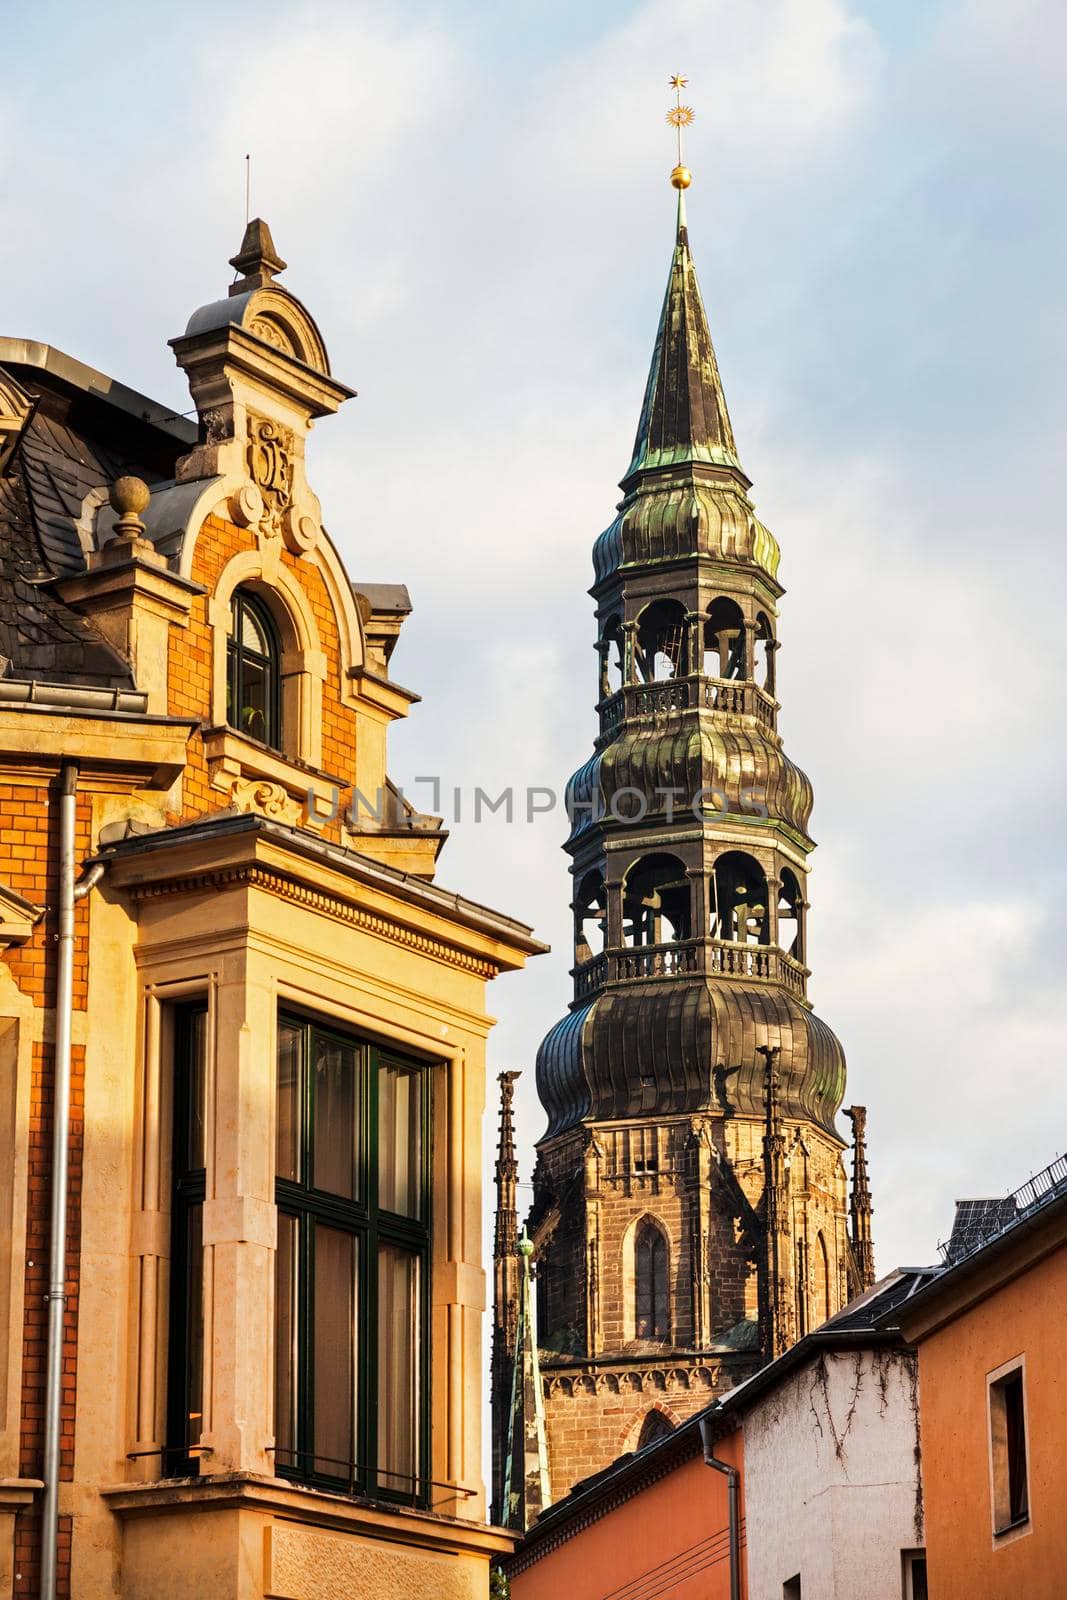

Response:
(226, 588), (282, 750)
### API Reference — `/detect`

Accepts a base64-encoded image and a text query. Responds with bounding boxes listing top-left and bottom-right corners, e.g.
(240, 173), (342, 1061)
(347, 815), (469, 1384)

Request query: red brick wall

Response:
(169, 516), (359, 837)
(3, 515), (362, 1593)
(5, 789), (92, 1598)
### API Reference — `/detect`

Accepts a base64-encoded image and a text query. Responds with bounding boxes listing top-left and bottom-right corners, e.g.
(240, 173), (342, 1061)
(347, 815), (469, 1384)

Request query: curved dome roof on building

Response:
(565, 723), (814, 844)
(594, 477), (780, 588)
(535, 979), (846, 1142)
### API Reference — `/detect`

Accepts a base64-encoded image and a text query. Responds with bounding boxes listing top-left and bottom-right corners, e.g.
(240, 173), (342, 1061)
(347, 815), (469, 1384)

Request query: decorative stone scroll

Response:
(228, 414), (320, 556)
(225, 777), (303, 826)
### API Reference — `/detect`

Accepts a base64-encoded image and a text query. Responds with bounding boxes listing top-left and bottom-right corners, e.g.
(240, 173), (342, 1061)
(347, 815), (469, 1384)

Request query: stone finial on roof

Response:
(229, 218), (288, 296)
(102, 475), (164, 569)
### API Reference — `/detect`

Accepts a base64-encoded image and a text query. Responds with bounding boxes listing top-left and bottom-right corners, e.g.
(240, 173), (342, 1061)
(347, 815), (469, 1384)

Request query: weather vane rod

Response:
(667, 74), (694, 191)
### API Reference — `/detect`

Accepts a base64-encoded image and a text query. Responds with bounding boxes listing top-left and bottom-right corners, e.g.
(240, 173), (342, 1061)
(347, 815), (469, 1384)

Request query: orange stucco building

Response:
(506, 1419), (744, 1600)
(899, 1174), (1067, 1600)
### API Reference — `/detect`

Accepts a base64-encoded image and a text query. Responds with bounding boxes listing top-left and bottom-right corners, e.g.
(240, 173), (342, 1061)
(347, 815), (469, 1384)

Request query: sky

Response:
(2, 0), (1066, 1281)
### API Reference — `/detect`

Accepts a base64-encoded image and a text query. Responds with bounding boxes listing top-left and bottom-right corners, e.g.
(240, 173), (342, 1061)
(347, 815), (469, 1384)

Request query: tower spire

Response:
(491, 1071), (522, 1525)
(502, 1233), (551, 1531)
(625, 77), (742, 488)
(759, 1046), (793, 1362)
(506, 75), (868, 1508)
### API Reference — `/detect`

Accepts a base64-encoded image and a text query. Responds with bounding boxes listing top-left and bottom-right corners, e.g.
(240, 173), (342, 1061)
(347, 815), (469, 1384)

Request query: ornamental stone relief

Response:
(225, 777), (303, 826)
(230, 414), (320, 556)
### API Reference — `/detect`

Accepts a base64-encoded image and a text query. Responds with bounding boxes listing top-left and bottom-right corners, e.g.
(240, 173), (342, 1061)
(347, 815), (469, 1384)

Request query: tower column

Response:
(622, 619), (638, 685)
(742, 618), (756, 681)
(686, 610), (704, 681)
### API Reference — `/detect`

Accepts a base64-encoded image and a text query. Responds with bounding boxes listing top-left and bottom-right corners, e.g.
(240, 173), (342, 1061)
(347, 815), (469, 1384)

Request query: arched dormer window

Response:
(634, 1219), (669, 1340)
(227, 588), (282, 750)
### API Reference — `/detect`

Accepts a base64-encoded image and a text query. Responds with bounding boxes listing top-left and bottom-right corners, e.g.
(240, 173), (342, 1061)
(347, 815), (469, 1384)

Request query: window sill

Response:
(100, 1471), (512, 1554)
(202, 726), (348, 822)
(993, 1513), (1031, 1544)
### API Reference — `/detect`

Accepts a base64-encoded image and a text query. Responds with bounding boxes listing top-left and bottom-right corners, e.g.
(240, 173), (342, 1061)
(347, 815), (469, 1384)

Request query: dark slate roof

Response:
(0, 351), (188, 687)
(826, 1266), (940, 1332)
(624, 193), (743, 486)
(351, 582), (412, 616)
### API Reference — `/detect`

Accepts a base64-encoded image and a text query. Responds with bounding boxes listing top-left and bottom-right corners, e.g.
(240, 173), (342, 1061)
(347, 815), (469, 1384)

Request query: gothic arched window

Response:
(227, 587), (282, 750)
(637, 1409), (673, 1450)
(813, 1231), (832, 1327)
(634, 1220), (669, 1340)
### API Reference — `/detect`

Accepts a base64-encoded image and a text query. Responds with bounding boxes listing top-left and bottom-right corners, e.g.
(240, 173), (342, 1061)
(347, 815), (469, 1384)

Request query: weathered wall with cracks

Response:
(742, 1347), (922, 1599)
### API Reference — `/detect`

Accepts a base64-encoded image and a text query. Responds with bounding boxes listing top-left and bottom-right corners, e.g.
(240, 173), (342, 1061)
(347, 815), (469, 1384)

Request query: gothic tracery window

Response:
(637, 1409), (673, 1450)
(634, 1219), (669, 1340)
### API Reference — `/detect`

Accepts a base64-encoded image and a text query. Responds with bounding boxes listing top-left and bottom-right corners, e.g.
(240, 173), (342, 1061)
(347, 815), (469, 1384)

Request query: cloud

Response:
(3, 0), (1064, 1293)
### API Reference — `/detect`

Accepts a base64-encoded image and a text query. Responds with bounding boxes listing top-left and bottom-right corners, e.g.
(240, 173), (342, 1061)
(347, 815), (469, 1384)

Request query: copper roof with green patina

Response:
(624, 193), (741, 484)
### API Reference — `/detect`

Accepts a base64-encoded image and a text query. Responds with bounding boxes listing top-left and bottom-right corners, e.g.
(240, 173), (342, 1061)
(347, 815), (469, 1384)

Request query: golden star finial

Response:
(667, 73), (693, 189)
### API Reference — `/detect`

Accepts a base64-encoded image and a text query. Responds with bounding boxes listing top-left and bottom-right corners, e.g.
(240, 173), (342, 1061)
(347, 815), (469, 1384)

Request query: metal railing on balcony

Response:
(597, 676), (778, 739)
(573, 953), (607, 999)
(937, 1154), (1067, 1267)
(571, 937), (809, 999)
(614, 939), (701, 980)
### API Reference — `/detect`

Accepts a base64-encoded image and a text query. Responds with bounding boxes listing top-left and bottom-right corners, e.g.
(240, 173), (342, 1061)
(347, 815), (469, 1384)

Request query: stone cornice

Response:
(102, 812), (546, 977)
(127, 862), (504, 978)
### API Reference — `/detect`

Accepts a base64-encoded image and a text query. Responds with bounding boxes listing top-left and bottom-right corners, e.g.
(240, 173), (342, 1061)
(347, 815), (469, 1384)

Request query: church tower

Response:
(494, 117), (874, 1507)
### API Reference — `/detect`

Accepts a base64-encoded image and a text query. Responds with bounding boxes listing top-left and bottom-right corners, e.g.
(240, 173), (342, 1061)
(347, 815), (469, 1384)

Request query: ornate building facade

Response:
(0, 222), (544, 1597)
(493, 181), (875, 1515)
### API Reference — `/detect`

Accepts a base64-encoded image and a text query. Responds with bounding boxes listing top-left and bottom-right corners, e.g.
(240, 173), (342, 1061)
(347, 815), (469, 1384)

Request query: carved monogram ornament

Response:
(230, 414), (319, 555)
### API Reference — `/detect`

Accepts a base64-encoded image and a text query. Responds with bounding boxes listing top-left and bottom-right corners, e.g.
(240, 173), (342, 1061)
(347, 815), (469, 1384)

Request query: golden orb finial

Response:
(667, 73), (694, 189)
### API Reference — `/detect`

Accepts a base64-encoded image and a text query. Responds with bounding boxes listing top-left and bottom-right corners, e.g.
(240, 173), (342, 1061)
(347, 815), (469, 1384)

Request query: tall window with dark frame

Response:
(634, 1220), (669, 1340)
(165, 1003), (208, 1476)
(226, 587), (281, 750)
(989, 1365), (1029, 1533)
(274, 1014), (430, 1504)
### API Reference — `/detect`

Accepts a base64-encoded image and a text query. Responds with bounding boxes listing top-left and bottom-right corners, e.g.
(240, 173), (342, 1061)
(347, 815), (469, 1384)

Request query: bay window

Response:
(273, 1014), (430, 1503)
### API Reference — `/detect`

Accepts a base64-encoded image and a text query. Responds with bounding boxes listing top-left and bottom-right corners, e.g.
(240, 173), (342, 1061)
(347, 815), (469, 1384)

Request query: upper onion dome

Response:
(536, 979), (846, 1142)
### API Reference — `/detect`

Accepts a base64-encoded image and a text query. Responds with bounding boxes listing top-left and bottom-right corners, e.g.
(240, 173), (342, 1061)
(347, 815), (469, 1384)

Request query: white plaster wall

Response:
(743, 1348), (922, 1600)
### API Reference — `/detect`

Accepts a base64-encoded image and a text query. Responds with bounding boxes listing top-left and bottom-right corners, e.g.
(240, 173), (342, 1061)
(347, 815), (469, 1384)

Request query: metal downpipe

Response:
(39, 767), (104, 1600)
(699, 1413), (742, 1600)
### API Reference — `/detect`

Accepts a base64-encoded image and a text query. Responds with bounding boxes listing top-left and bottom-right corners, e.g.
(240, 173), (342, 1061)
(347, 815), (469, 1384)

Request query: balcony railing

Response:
(937, 1154), (1067, 1267)
(614, 940), (701, 980)
(597, 676), (777, 740)
(572, 938), (809, 999)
